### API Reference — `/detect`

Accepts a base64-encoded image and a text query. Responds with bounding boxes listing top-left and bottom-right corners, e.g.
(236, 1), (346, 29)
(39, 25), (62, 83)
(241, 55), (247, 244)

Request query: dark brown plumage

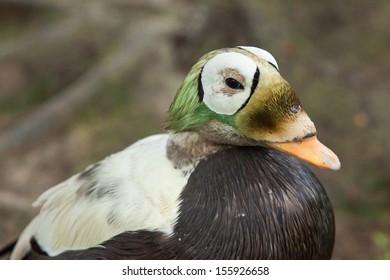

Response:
(19, 146), (334, 260)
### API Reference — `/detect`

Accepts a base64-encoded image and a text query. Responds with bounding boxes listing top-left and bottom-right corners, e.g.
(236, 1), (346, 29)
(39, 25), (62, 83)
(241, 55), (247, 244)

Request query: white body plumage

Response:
(11, 134), (188, 259)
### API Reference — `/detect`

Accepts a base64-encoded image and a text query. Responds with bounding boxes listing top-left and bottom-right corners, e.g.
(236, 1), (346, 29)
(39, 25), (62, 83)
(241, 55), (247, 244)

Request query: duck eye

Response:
(290, 104), (302, 114)
(225, 78), (244, 90)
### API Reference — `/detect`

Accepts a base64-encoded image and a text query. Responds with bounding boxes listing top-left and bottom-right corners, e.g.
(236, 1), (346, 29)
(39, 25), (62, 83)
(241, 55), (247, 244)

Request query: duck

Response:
(4, 46), (340, 260)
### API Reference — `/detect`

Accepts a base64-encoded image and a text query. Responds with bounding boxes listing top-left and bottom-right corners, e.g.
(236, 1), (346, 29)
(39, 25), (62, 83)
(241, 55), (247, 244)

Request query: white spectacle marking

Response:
(239, 46), (279, 71)
(11, 134), (189, 259)
(201, 52), (258, 115)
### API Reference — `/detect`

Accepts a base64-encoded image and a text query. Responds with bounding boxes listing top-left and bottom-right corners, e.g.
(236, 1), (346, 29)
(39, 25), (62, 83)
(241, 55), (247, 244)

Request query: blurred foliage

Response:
(0, 1), (60, 40)
(372, 231), (390, 259)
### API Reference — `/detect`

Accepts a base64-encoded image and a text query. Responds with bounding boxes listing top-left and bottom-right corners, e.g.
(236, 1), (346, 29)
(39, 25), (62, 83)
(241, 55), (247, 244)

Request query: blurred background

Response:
(0, 0), (389, 259)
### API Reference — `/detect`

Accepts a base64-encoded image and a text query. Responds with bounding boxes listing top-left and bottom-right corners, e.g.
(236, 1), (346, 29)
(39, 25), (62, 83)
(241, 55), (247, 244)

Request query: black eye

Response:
(225, 78), (244, 90)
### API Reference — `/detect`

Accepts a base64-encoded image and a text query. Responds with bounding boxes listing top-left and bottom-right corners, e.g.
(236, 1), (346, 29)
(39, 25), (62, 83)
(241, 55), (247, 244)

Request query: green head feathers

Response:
(164, 49), (230, 132)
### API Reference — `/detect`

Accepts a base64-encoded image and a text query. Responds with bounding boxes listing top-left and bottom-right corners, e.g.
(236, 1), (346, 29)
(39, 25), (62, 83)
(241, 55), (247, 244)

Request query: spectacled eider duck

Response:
(3, 46), (340, 260)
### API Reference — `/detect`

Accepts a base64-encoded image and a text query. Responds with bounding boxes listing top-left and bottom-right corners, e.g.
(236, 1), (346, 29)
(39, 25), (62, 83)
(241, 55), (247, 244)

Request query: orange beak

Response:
(267, 136), (341, 170)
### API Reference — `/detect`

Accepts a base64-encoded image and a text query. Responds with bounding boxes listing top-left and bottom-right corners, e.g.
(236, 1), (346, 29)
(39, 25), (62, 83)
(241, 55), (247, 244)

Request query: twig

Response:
(0, 16), (177, 153)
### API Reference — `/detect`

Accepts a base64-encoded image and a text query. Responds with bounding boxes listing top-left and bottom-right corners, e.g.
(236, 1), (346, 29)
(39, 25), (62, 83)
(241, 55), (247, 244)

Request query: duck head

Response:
(165, 46), (340, 170)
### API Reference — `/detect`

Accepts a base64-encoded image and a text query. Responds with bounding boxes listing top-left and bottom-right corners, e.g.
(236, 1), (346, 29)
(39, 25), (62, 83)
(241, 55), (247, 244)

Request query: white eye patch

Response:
(239, 46), (279, 71)
(201, 52), (258, 115)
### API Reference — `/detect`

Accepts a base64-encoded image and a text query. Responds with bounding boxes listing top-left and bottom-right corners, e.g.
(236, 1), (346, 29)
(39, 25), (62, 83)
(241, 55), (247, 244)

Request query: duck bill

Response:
(267, 136), (340, 170)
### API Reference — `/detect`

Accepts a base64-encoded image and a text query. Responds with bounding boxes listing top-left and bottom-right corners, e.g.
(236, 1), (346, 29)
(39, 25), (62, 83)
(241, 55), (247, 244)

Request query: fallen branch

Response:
(0, 16), (177, 154)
